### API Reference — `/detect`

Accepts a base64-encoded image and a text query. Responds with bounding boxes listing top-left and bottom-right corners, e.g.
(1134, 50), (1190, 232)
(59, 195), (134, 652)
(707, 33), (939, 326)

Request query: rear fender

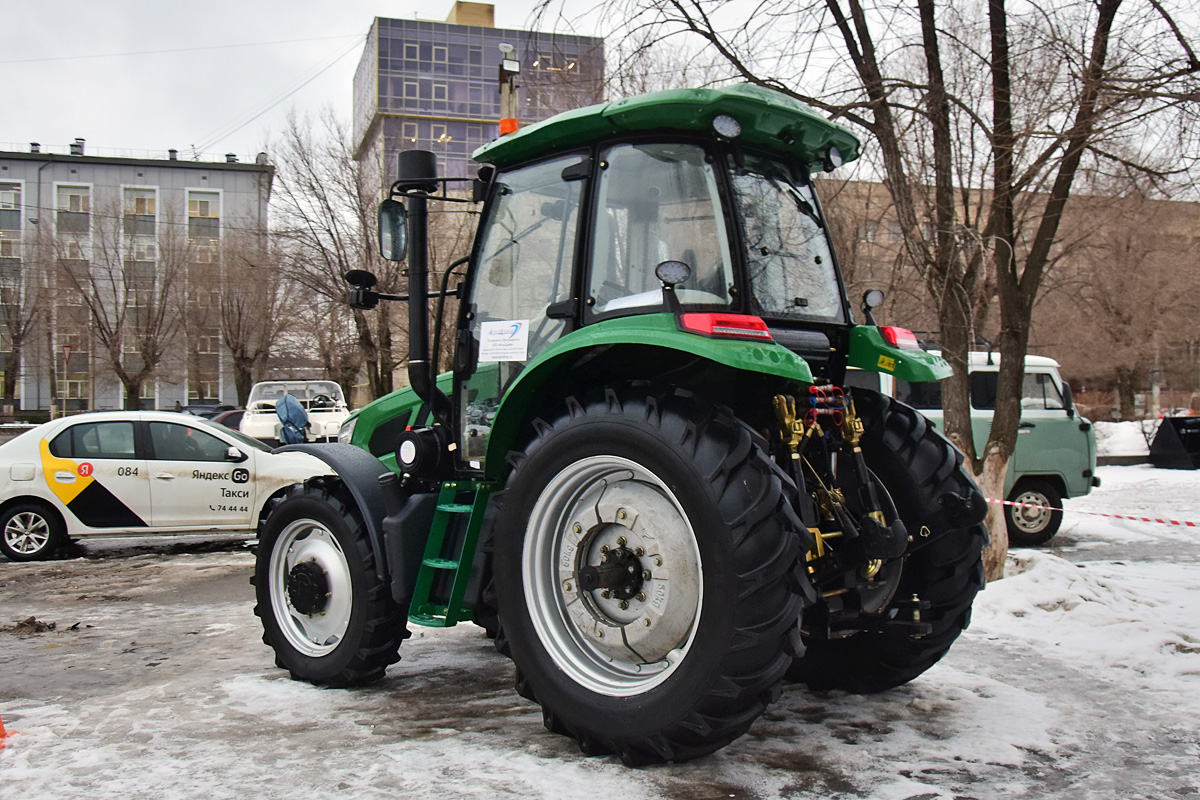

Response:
(483, 313), (815, 479)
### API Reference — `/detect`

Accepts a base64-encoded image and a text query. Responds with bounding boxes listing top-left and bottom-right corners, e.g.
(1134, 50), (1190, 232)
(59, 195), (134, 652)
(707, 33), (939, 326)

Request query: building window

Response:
(433, 83), (448, 102)
(0, 183), (20, 232)
(57, 186), (90, 235)
(433, 45), (448, 62)
(405, 43), (418, 60)
(404, 80), (418, 99)
(188, 191), (220, 239)
(123, 188), (156, 237)
(403, 122), (418, 142)
(432, 124), (448, 143)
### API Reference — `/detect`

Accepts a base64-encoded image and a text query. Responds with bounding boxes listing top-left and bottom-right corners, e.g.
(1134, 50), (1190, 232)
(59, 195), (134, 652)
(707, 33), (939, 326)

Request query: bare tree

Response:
(0, 223), (45, 412)
(55, 198), (185, 410)
(273, 110), (405, 401)
(578, 0), (1199, 578)
(217, 227), (294, 406)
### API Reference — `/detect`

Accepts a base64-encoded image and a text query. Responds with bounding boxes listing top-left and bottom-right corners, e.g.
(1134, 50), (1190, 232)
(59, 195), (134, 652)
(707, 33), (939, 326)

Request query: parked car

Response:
(239, 381), (349, 445)
(0, 411), (334, 561)
(210, 409), (245, 430)
(892, 352), (1099, 545)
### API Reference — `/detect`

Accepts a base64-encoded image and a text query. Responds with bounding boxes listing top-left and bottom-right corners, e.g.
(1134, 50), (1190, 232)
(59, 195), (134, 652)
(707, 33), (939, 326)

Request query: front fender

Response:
(274, 443), (396, 581)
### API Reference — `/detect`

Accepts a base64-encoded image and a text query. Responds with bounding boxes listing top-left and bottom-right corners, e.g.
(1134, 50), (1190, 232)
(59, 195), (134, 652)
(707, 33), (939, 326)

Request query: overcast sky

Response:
(1, 0), (569, 161)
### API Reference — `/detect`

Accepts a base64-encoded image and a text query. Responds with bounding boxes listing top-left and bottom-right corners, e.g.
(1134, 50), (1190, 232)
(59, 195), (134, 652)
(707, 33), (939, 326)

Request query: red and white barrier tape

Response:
(986, 497), (1200, 529)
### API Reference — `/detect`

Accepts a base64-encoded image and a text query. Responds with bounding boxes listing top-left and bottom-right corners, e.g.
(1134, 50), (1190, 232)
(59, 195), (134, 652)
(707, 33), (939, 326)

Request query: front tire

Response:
(253, 480), (408, 687)
(1005, 478), (1063, 546)
(493, 386), (810, 764)
(0, 502), (66, 562)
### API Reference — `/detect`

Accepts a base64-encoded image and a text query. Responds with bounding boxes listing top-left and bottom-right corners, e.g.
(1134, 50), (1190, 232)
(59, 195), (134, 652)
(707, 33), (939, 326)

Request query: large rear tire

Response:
(492, 386), (811, 765)
(253, 480), (408, 687)
(790, 391), (987, 693)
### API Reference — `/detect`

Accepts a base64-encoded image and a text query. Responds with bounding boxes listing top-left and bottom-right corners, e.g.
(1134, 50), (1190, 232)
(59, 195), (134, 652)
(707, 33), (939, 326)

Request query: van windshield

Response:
(248, 382), (345, 408)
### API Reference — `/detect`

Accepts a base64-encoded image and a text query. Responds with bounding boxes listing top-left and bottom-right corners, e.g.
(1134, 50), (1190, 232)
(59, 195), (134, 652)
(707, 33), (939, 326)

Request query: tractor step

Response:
(408, 480), (495, 629)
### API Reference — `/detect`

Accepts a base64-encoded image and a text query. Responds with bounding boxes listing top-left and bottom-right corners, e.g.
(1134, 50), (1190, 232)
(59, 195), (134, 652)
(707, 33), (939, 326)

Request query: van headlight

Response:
(338, 417), (357, 444)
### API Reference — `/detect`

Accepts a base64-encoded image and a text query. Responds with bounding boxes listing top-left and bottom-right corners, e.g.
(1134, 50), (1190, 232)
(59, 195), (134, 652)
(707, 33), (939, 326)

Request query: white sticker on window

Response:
(479, 320), (530, 362)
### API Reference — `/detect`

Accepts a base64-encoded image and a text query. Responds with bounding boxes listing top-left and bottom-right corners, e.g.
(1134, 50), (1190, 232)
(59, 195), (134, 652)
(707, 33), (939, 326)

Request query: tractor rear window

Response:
(589, 143), (734, 315)
(729, 154), (844, 323)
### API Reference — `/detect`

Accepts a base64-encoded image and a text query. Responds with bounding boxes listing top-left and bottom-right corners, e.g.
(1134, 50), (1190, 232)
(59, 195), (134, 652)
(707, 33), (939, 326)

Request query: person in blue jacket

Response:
(275, 393), (309, 445)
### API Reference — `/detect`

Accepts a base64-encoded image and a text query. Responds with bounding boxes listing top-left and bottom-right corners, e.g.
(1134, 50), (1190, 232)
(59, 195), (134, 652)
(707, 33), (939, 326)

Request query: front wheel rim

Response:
(269, 518), (354, 657)
(5, 512), (51, 555)
(523, 455), (703, 697)
(1011, 490), (1053, 533)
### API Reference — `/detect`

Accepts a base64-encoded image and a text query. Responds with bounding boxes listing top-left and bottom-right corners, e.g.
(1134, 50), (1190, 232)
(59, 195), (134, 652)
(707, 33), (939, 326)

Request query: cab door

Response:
(1012, 369), (1089, 493)
(146, 420), (254, 529)
(43, 419), (151, 530)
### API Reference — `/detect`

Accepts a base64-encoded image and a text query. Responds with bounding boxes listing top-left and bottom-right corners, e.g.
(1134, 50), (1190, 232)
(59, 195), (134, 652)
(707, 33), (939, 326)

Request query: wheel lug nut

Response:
(618, 509), (627, 520)
(617, 536), (627, 546)
(637, 593), (645, 602)
(643, 570), (652, 580)
(573, 524), (582, 534)
(596, 629), (604, 638)
(619, 600), (629, 610)
(564, 582), (572, 592)
(643, 619), (651, 627)
(600, 545), (609, 553)
(601, 590), (612, 599)
(654, 557), (662, 566)
(635, 547), (644, 556)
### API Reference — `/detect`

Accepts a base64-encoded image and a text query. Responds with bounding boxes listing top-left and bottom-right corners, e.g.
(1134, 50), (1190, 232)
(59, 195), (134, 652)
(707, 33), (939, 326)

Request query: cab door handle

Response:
(1019, 422), (1036, 429)
(154, 473), (176, 480)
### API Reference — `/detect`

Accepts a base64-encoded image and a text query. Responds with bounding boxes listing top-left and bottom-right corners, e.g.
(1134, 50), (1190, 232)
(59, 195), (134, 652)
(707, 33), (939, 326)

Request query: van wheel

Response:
(1005, 478), (1062, 546)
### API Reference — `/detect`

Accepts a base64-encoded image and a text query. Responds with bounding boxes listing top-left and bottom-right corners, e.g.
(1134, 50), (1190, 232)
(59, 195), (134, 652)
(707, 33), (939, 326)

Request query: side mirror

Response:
(1062, 381), (1076, 419)
(378, 198), (408, 262)
(225, 446), (247, 463)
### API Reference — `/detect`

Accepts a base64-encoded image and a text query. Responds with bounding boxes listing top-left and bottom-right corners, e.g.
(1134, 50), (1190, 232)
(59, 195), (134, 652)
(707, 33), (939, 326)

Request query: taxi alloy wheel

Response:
(0, 503), (66, 562)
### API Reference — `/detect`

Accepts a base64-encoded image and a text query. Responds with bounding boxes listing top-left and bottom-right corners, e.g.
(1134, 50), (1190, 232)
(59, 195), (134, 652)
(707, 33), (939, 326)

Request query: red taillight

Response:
(880, 325), (920, 349)
(678, 313), (773, 341)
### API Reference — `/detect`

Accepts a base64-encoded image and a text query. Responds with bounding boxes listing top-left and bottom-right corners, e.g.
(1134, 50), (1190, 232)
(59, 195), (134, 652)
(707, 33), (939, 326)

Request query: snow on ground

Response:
(2, 465), (1200, 798)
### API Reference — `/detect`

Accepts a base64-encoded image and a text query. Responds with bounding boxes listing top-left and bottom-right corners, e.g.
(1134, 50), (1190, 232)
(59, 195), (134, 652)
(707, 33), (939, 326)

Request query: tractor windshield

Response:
(728, 153), (844, 323)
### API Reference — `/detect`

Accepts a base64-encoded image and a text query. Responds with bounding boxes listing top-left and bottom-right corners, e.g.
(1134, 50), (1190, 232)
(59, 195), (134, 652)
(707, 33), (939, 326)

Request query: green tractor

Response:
(253, 84), (987, 765)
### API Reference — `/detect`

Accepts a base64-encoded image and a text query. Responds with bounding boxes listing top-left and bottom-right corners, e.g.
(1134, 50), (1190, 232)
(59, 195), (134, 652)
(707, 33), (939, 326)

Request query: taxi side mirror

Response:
(225, 447), (247, 463)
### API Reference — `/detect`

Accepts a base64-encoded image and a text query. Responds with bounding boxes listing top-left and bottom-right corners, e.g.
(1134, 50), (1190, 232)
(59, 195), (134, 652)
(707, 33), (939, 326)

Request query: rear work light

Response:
(678, 313), (773, 342)
(880, 325), (921, 349)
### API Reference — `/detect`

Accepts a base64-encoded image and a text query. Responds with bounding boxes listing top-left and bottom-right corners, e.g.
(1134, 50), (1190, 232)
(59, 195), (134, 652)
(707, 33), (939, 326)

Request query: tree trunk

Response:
(1116, 366), (1137, 419)
(976, 448), (1009, 581)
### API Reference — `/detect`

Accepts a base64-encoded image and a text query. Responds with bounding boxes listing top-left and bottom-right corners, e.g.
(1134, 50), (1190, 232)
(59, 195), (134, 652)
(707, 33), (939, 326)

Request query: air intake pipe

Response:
(396, 150), (453, 428)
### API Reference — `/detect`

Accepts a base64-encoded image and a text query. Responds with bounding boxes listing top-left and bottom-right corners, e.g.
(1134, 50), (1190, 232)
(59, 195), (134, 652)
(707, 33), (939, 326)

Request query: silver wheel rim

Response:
(5, 511), (51, 555)
(523, 455), (703, 697)
(1011, 489), (1052, 534)
(269, 518), (354, 657)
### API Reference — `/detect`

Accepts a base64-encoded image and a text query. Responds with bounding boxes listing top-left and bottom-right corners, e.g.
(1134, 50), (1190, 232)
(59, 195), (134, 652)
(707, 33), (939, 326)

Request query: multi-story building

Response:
(352, 1), (604, 181)
(0, 141), (272, 413)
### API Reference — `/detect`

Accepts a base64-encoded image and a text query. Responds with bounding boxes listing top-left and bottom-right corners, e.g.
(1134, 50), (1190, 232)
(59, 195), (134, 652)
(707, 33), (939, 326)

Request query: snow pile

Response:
(1092, 420), (1154, 456)
(975, 550), (1200, 702)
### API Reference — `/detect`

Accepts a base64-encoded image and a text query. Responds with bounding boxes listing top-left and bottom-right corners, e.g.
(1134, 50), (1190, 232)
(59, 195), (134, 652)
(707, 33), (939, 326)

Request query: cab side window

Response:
(149, 422), (229, 462)
(1021, 373), (1065, 410)
(49, 422), (136, 459)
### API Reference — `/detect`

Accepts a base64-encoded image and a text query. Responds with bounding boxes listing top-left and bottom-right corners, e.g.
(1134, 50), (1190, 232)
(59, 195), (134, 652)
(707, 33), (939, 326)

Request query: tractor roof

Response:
(472, 83), (861, 173)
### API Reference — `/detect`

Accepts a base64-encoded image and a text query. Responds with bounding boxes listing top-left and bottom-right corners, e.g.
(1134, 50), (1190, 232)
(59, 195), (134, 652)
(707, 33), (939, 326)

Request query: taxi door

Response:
(146, 420), (255, 529)
(42, 419), (151, 530)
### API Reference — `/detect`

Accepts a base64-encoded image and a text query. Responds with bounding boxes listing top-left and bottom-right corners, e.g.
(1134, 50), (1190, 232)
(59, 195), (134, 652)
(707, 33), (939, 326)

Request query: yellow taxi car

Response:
(0, 411), (334, 561)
